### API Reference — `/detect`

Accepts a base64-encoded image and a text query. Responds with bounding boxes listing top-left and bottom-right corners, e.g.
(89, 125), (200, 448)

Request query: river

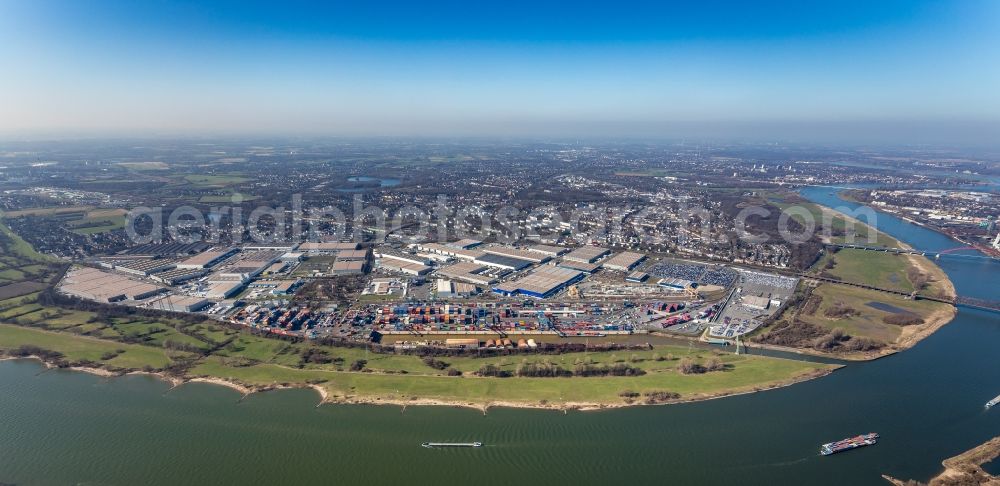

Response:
(1, 188), (998, 485)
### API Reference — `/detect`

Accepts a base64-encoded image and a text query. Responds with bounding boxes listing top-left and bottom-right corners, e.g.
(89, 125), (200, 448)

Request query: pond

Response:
(336, 176), (402, 192)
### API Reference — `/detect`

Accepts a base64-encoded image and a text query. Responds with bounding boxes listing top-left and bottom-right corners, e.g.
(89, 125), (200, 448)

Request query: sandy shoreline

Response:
(883, 436), (1000, 485)
(0, 355), (838, 413)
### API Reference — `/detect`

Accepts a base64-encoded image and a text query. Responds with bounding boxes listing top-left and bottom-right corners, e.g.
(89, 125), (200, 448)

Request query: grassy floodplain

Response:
(0, 219), (836, 409)
(750, 191), (957, 360)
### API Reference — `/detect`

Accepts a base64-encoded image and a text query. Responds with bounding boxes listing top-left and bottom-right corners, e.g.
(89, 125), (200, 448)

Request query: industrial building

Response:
(740, 295), (771, 310)
(262, 262), (288, 275)
(446, 239), (482, 249)
(242, 244), (298, 252)
(60, 267), (166, 302)
(412, 242), (486, 261)
(149, 295), (211, 313)
(377, 254), (432, 276)
(436, 279), (476, 298)
(120, 242), (210, 257)
(557, 260), (601, 274)
(625, 271), (649, 283)
(375, 249), (432, 266)
(493, 266), (584, 299)
(298, 241), (360, 254)
(150, 267), (208, 285)
(213, 250), (284, 281)
(436, 261), (497, 285)
(176, 248), (238, 269)
(527, 244), (568, 257)
(335, 249), (370, 261)
(658, 277), (695, 290)
(271, 280), (302, 295)
(101, 258), (178, 277)
(216, 266), (265, 281)
(280, 252), (303, 262)
(602, 251), (646, 271)
(482, 246), (551, 263)
(563, 245), (610, 263)
(473, 253), (534, 271)
(206, 280), (244, 299)
(331, 259), (366, 275)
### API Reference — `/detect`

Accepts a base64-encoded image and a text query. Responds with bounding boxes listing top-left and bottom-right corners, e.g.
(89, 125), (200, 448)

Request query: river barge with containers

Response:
(820, 433), (879, 456)
(421, 442), (483, 448)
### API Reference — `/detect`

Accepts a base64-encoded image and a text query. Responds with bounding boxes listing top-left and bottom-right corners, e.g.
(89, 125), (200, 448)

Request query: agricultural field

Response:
(2, 206), (127, 235)
(66, 208), (128, 234)
(183, 174), (250, 187)
(116, 161), (170, 170)
(0, 222), (60, 302)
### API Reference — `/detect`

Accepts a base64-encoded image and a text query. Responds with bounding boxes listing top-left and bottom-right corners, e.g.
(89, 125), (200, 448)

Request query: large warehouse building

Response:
(436, 261), (497, 285)
(298, 242), (360, 254)
(482, 246), (551, 263)
(413, 242), (486, 261)
(563, 246), (610, 264)
(602, 251), (646, 271)
(176, 248), (238, 269)
(473, 253), (533, 271)
(61, 267), (166, 302)
(493, 266), (584, 299)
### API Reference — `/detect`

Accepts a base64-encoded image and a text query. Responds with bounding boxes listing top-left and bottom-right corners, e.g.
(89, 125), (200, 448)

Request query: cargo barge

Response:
(820, 433), (879, 456)
(986, 395), (1000, 409)
(421, 442), (483, 448)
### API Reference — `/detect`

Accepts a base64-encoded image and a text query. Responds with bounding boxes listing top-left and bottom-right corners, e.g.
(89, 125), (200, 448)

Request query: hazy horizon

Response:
(2, 0), (999, 144)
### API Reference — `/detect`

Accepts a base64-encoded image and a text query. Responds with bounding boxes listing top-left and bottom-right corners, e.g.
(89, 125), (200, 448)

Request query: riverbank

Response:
(1, 353), (838, 412)
(813, 191), (961, 356)
(840, 189), (1000, 258)
(750, 190), (961, 361)
(884, 436), (1000, 485)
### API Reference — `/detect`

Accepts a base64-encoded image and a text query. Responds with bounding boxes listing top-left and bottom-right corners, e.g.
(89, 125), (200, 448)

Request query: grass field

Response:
(193, 350), (832, 406)
(0, 324), (178, 369)
(825, 249), (914, 292)
(2, 206), (127, 235)
(67, 209), (128, 234)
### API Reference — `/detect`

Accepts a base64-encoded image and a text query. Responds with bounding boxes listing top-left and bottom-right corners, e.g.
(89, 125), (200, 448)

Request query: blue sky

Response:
(1, 0), (998, 141)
